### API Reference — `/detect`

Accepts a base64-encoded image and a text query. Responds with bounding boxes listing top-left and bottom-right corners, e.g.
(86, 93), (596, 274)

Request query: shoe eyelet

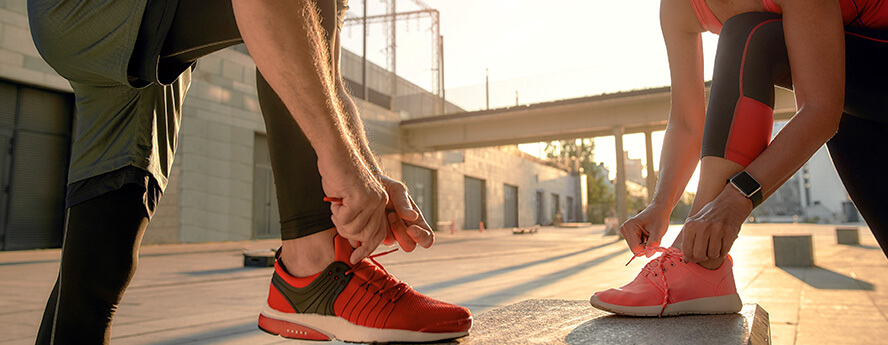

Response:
(327, 271), (333, 276)
(653, 273), (658, 277)
(340, 281), (346, 285)
(334, 276), (339, 280)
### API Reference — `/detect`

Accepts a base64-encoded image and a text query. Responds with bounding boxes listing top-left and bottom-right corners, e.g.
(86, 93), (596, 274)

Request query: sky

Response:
(341, 0), (723, 193)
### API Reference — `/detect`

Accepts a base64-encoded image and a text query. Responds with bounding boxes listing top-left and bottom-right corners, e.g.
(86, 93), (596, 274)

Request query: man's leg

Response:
(36, 185), (150, 344)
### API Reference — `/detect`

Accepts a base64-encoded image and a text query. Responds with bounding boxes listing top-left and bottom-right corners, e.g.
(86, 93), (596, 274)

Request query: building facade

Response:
(0, 1), (580, 250)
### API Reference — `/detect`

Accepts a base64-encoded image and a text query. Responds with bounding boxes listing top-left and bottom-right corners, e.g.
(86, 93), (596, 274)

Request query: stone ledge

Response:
(457, 299), (769, 345)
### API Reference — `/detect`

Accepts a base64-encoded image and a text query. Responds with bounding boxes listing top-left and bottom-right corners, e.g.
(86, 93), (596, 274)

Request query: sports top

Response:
(689, 0), (888, 34)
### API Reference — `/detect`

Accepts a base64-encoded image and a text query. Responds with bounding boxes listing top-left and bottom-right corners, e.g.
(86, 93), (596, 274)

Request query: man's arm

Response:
(335, 81), (435, 251)
(231, 0), (387, 263)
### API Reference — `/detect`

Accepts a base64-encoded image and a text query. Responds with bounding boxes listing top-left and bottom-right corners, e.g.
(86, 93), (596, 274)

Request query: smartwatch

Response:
(727, 171), (762, 208)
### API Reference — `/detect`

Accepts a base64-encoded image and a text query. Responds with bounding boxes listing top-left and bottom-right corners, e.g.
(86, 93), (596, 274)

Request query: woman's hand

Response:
(679, 185), (751, 263)
(621, 204), (672, 255)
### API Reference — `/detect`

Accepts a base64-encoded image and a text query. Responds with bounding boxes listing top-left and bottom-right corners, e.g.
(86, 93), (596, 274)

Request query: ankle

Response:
(696, 257), (724, 270)
(279, 228), (337, 277)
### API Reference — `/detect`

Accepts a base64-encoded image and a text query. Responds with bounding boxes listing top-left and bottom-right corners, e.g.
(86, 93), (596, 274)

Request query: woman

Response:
(591, 0), (888, 317)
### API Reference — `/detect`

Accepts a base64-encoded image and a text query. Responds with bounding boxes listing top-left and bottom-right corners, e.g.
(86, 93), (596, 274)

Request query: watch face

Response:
(731, 172), (761, 197)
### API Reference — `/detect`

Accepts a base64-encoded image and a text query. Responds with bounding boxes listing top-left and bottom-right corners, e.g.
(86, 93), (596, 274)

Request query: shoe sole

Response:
(589, 294), (743, 317)
(258, 306), (471, 343)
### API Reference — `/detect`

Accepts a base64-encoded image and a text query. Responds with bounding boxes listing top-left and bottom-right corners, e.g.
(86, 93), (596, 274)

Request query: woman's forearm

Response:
(745, 106), (840, 201)
(651, 118), (704, 211)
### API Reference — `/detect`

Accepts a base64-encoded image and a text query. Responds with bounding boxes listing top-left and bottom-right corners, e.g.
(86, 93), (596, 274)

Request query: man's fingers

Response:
(350, 243), (373, 264)
(388, 182), (419, 221)
(407, 225), (434, 248)
(388, 212), (416, 252)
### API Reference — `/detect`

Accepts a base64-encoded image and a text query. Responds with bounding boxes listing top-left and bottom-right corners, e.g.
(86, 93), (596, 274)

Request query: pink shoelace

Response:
(626, 247), (684, 317)
(345, 248), (410, 302)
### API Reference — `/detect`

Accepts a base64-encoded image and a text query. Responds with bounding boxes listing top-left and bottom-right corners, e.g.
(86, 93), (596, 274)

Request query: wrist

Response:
(726, 171), (763, 208)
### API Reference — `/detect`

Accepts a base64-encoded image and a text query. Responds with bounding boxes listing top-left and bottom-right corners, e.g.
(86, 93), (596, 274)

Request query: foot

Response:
(258, 235), (472, 342)
(589, 247), (742, 317)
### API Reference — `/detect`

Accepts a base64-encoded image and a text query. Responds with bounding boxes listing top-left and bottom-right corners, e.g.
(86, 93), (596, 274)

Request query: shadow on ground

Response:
(565, 313), (748, 345)
(778, 266), (874, 290)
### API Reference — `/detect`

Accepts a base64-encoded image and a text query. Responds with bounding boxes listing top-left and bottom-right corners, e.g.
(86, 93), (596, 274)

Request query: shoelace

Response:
(345, 248), (411, 302)
(626, 247), (684, 317)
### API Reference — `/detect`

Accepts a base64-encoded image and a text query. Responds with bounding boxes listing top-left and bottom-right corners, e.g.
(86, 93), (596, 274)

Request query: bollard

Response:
(480, 221), (485, 233)
(836, 226), (860, 245)
(451, 220), (455, 235)
(772, 235), (814, 267)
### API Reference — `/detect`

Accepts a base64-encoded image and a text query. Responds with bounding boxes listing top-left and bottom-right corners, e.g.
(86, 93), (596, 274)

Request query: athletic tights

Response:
(701, 12), (888, 258)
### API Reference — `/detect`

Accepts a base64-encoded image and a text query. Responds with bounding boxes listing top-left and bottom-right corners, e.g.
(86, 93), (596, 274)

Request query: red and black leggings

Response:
(703, 11), (888, 258)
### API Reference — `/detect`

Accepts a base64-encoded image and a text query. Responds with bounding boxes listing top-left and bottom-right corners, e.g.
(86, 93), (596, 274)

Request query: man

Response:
(28, 0), (472, 343)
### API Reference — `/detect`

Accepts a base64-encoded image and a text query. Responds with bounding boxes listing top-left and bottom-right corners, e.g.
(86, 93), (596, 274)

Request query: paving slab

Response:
(457, 299), (769, 345)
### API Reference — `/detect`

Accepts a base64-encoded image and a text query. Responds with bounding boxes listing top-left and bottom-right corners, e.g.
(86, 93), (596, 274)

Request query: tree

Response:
(542, 139), (615, 223)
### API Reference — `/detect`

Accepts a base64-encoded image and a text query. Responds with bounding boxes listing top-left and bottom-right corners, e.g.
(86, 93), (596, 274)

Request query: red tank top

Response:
(690, 0), (888, 34)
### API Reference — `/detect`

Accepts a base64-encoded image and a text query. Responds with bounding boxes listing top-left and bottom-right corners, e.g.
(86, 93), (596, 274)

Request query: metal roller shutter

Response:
(0, 80), (73, 250)
(401, 163), (437, 230)
(464, 176), (485, 230)
(503, 184), (518, 228)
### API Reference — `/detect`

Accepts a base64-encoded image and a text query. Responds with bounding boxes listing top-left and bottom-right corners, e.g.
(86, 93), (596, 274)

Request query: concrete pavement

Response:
(1, 223), (886, 344)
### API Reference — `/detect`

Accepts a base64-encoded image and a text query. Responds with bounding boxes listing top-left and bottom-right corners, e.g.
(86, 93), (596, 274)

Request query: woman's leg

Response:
(827, 115), (888, 258)
(829, 26), (888, 258)
(674, 12), (790, 268)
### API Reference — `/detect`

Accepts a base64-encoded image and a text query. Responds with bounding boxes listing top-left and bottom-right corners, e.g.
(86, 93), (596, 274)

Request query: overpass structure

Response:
(400, 86), (798, 226)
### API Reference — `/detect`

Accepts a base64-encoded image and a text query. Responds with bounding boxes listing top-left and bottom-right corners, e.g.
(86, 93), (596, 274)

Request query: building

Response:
(0, 1), (580, 250)
(751, 122), (858, 223)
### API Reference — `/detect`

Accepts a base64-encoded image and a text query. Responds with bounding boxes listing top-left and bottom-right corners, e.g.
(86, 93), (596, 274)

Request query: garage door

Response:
(0, 81), (74, 250)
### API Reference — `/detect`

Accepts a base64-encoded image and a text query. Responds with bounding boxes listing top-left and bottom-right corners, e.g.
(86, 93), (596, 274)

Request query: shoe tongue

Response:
(333, 234), (356, 264)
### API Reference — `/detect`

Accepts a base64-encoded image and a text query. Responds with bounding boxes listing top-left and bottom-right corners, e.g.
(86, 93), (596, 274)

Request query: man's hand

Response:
(621, 205), (671, 255)
(377, 175), (434, 252)
(680, 185), (752, 263)
(318, 157), (388, 264)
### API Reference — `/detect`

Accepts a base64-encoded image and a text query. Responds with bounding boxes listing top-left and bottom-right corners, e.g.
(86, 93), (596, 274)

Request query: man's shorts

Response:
(28, 0), (347, 216)
(27, 0), (220, 214)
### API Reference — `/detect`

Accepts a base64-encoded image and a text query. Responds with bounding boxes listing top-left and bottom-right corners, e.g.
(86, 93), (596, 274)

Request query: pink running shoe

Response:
(590, 247), (742, 317)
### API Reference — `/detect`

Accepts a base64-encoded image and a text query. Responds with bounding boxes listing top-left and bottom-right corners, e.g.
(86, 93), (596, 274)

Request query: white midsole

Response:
(260, 305), (469, 342)
(590, 294), (743, 316)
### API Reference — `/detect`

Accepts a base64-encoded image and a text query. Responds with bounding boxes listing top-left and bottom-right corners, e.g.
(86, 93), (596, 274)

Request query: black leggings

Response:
(37, 0), (343, 343)
(701, 12), (888, 257)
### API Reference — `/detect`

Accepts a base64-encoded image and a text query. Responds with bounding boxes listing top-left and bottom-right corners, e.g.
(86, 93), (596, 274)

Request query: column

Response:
(613, 126), (627, 228)
(644, 130), (657, 204)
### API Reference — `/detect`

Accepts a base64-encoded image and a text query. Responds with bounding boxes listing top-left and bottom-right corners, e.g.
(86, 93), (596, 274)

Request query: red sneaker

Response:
(258, 235), (472, 342)
(590, 247), (742, 317)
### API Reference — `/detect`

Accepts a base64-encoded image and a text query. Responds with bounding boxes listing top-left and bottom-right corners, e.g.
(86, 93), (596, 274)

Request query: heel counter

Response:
(267, 276), (296, 313)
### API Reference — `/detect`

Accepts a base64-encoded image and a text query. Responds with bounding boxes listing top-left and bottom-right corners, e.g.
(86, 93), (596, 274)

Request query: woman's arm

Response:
(679, 0), (845, 263)
(745, 0), (845, 197)
(621, 0), (708, 251)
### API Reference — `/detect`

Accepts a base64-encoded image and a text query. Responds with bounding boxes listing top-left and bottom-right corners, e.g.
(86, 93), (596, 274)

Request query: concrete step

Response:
(457, 299), (769, 345)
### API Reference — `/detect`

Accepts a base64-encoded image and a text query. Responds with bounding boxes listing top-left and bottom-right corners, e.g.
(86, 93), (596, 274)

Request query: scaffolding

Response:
(343, 0), (445, 114)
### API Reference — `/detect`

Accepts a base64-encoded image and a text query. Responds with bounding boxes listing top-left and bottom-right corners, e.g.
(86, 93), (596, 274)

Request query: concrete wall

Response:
(0, 1), (71, 93)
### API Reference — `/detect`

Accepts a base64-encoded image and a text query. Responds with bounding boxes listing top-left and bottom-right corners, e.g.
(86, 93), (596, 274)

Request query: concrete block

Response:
(457, 299), (769, 345)
(773, 235), (814, 267)
(836, 226), (860, 245)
